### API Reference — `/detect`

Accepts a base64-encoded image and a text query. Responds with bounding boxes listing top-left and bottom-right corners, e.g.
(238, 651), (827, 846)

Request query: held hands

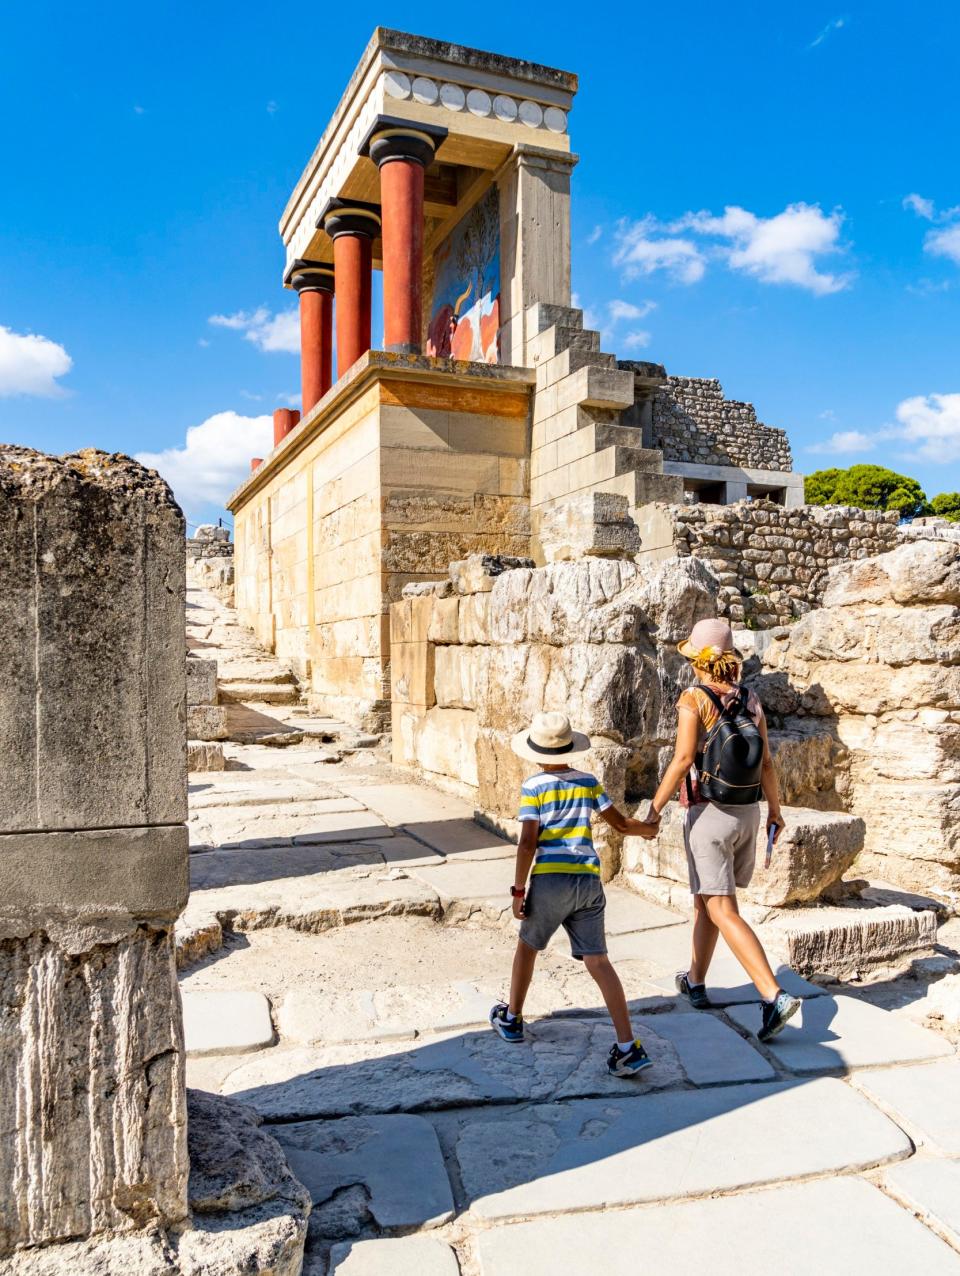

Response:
(624, 808), (661, 841)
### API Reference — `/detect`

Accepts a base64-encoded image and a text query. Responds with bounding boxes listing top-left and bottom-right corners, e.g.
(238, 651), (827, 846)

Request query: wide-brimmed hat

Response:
(511, 711), (594, 765)
(677, 617), (744, 663)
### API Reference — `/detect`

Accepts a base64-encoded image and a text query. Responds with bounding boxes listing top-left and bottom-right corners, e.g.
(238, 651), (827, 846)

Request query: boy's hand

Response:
(622, 818), (660, 840)
(512, 891), (526, 920)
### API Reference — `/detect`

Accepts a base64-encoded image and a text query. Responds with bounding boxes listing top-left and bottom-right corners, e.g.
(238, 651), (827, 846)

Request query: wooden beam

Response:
(424, 166), (495, 256)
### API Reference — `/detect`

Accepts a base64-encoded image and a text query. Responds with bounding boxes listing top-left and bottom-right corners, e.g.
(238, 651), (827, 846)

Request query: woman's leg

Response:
(689, 893), (720, 985)
(702, 893), (780, 1001)
(508, 940), (539, 1016)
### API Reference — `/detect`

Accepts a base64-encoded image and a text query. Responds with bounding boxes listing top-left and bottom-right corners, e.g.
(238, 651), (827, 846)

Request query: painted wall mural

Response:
(426, 186), (500, 364)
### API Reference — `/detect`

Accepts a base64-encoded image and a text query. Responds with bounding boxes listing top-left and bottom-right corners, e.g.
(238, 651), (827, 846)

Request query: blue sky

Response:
(2, 2), (958, 529)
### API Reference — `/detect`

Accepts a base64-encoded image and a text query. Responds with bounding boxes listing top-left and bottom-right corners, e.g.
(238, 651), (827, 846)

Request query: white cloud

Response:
(208, 307), (299, 354)
(925, 223), (960, 266)
(135, 410), (273, 513)
(903, 192), (935, 221)
(587, 225), (603, 245)
(266, 100), (279, 115)
(896, 393), (960, 461)
(809, 16), (846, 48)
(621, 330), (652, 350)
(0, 324), (72, 397)
(614, 217), (706, 284)
(681, 203), (851, 294)
(608, 299), (656, 322)
(808, 429), (876, 455)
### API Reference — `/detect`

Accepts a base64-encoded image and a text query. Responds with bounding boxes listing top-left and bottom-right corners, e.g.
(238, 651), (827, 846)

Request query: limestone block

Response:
(391, 640), (436, 708)
(924, 971), (960, 1028)
(459, 591), (492, 644)
(329, 1237), (460, 1275)
(768, 727), (846, 808)
(413, 708), (479, 788)
(763, 904), (938, 976)
(388, 595), (435, 645)
(391, 701), (425, 769)
(0, 447), (186, 832)
(434, 645), (487, 710)
(538, 491), (641, 562)
(0, 926), (188, 1254)
(187, 740), (226, 772)
(823, 539), (960, 608)
(188, 703), (229, 741)
(186, 656), (218, 706)
(182, 989), (275, 1056)
(427, 596), (459, 643)
(449, 552), (535, 594)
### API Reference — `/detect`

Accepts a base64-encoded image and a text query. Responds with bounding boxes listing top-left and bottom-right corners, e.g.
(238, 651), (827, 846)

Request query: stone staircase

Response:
(526, 303), (682, 543)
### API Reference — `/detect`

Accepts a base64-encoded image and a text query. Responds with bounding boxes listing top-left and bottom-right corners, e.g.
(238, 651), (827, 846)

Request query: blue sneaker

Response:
(490, 1002), (524, 1043)
(675, 971), (712, 1010)
(607, 1040), (653, 1077)
(758, 991), (801, 1042)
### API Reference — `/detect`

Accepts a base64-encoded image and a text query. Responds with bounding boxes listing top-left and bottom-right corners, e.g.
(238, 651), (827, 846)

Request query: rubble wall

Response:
(650, 376), (792, 471)
(636, 500), (901, 628)
(756, 538), (960, 900)
(0, 448), (189, 1257)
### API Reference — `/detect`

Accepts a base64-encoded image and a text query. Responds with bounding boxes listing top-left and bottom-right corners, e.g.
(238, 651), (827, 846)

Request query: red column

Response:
(366, 124), (445, 354)
(321, 202), (381, 380)
(333, 231), (373, 378)
(272, 408), (301, 448)
(288, 260), (334, 414)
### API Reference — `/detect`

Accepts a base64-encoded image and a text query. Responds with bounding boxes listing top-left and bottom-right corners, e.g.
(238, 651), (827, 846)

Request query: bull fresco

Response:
(426, 186), (500, 364)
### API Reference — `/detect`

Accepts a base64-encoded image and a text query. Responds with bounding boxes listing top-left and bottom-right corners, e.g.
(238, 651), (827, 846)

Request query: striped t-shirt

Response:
(517, 768), (612, 876)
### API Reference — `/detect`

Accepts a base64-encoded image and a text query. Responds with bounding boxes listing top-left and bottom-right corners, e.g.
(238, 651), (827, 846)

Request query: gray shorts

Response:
(519, 873), (607, 959)
(684, 801), (760, 896)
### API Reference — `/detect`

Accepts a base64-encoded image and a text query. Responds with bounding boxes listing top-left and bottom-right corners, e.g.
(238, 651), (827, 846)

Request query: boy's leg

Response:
(508, 939), (539, 1017)
(689, 892), (720, 984)
(703, 893), (779, 1001)
(582, 954), (633, 1043)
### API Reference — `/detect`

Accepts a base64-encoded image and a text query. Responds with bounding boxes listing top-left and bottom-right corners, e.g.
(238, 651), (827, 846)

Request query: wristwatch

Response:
(510, 885), (526, 898)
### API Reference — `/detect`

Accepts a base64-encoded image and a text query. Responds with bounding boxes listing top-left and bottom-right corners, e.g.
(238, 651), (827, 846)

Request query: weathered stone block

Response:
(187, 703), (229, 741)
(187, 740), (226, 772)
(449, 552), (535, 595)
(186, 656), (218, 706)
(434, 645), (487, 710)
(427, 596), (459, 643)
(764, 905), (938, 976)
(391, 640), (436, 708)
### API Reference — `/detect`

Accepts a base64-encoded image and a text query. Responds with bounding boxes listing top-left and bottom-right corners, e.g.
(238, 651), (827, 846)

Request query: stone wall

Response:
(756, 538), (960, 900)
(650, 376), (792, 471)
(0, 448), (189, 1257)
(636, 500), (901, 628)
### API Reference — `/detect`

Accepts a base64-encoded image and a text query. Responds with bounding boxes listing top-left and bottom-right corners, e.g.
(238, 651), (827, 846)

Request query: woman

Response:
(646, 618), (800, 1042)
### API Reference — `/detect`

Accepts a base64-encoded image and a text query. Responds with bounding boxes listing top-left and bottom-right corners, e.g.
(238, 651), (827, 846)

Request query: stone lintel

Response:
(663, 460), (804, 487)
(227, 352), (534, 513)
(0, 825), (189, 923)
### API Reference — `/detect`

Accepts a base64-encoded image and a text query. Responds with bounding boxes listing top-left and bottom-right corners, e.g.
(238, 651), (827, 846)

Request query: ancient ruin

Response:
(5, 24), (960, 1276)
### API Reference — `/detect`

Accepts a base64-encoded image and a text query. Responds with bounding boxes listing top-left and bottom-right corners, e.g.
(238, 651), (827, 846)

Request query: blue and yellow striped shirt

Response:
(517, 768), (612, 876)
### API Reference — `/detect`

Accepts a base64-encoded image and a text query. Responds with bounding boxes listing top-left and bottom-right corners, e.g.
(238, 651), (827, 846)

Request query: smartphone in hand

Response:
(764, 823), (778, 869)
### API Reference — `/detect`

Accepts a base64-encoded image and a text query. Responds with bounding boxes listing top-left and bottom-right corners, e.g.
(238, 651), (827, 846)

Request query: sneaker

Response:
(489, 1002), (524, 1043)
(675, 971), (712, 1010)
(758, 991), (801, 1042)
(607, 1040), (653, 1077)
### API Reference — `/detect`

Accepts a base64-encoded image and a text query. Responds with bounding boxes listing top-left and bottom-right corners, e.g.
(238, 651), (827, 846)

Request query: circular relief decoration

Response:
(411, 76), (439, 105)
(543, 106), (568, 133)
(518, 100), (544, 128)
(383, 71), (412, 100)
(492, 93), (518, 122)
(466, 88), (492, 117)
(439, 82), (466, 110)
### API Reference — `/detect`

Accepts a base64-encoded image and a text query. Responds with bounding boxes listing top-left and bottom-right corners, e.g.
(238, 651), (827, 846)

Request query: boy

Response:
(489, 711), (661, 1076)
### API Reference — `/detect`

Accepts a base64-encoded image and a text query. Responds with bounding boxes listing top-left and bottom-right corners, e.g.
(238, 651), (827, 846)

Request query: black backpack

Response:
(689, 685), (764, 806)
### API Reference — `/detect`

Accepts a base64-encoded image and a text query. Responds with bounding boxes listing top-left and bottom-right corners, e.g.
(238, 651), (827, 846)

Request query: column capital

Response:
(360, 114), (448, 168)
(284, 258), (335, 294)
(319, 198), (381, 240)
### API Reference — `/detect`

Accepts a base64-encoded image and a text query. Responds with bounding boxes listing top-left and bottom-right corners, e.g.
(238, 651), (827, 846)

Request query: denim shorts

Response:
(519, 873), (607, 959)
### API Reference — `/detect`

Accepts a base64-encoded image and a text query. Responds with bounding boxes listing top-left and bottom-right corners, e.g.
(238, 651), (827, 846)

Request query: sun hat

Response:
(677, 617), (744, 663)
(510, 711), (594, 765)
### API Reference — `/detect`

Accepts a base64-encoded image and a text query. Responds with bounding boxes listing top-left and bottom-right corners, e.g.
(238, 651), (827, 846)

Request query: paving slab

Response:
(475, 1176), (960, 1275)
(409, 858), (514, 914)
(190, 844), (386, 890)
(223, 1010), (779, 1120)
(337, 782), (474, 826)
(189, 801), (385, 850)
(726, 993), (953, 1073)
(453, 1077), (909, 1220)
(188, 774), (336, 809)
(601, 886), (687, 935)
(271, 1114), (454, 1235)
(329, 1237), (461, 1275)
(853, 1060), (960, 1154)
(884, 1157), (960, 1250)
(181, 989), (274, 1056)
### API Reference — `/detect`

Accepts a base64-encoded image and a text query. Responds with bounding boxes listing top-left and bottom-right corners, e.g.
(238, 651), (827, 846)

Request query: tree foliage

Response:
(931, 492), (960, 523)
(804, 464), (928, 518)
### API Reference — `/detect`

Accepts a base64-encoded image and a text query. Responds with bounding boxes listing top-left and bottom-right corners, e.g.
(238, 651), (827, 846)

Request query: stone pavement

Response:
(179, 584), (960, 1275)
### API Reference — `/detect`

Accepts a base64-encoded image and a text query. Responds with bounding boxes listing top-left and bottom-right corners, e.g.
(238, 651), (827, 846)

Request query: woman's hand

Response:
(767, 811), (785, 843)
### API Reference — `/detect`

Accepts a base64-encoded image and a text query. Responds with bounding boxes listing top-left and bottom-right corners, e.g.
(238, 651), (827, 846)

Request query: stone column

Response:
(288, 259), (335, 412)
(0, 448), (189, 1258)
(272, 408), (301, 448)
(498, 144), (578, 367)
(321, 200), (380, 379)
(365, 123), (446, 354)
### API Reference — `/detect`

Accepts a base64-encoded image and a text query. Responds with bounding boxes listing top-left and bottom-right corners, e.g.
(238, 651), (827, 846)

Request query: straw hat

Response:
(510, 711), (594, 765)
(677, 617), (744, 663)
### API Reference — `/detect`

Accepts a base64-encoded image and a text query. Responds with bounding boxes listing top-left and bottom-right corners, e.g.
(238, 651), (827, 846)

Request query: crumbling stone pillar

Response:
(0, 447), (189, 1258)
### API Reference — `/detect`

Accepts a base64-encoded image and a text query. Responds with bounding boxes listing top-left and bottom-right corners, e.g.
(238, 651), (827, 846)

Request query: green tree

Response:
(804, 464), (928, 518)
(931, 492), (960, 523)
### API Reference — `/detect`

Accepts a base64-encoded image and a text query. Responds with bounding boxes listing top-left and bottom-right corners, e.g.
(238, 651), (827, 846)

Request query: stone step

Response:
(527, 324), (599, 365)
(535, 345), (617, 390)
(218, 680), (300, 705)
(760, 903), (939, 977)
(562, 444), (668, 497)
(557, 363), (636, 412)
(526, 301), (584, 335)
(216, 659), (297, 685)
(592, 468), (684, 510)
